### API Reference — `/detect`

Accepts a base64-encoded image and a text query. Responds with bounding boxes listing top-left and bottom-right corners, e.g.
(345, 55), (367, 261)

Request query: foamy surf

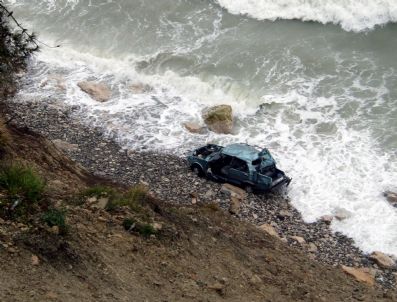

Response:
(217, 0), (397, 31)
(6, 0), (397, 257)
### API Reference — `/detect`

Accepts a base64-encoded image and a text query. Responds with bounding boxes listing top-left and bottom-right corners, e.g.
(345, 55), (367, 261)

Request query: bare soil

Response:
(0, 121), (396, 302)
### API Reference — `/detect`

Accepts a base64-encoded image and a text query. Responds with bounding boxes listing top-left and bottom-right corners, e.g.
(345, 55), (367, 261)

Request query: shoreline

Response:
(4, 96), (396, 289)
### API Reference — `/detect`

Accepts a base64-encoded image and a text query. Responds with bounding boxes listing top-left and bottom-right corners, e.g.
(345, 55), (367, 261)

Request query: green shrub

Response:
(122, 217), (157, 237)
(137, 223), (157, 237)
(0, 4), (38, 98)
(0, 163), (45, 202)
(105, 184), (148, 212)
(122, 218), (135, 230)
(42, 208), (67, 234)
(125, 185), (148, 204)
(203, 202), (220, 212)
(83, 186), (115, 198)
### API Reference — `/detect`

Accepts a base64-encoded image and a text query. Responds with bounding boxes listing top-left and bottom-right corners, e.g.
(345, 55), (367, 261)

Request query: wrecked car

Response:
(187, 143), (291, 192)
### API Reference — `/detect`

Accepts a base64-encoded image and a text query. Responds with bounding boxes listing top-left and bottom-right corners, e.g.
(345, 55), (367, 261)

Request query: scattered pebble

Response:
(5, 98), (397, 289)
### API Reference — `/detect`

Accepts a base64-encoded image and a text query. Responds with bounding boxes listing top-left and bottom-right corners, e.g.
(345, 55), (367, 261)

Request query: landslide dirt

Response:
(0, 122), (396, 302)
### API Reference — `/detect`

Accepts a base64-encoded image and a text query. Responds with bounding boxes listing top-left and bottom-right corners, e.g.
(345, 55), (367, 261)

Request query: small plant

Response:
(125, 185), (149, 204)
(42, 208), (67, 235)
(105, 184), (149, 212)
(0, 163), (45, 202)
(122, 218), (157, 237)
(137, 223), (157, 237)
(203, 202), (220, 212)
(0, 120), (10, 147)
(83, 186), (115, 198)
(122, 218), (135, 230)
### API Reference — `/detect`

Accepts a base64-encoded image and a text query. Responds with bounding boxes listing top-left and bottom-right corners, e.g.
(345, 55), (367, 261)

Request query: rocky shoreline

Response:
(4, 97), (397, 289)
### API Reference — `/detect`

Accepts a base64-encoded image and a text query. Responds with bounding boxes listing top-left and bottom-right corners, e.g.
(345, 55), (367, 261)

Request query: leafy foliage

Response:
(82, 184), (149, 212)
(106, 185), (149, 211)
(0, 162), (45, 202)
(122, 218), (135, 230)
(83, 185), (116, 198)
(42, 208), (67, 234)
(0, 3), (38, 97)
(122, 217), (157, 237)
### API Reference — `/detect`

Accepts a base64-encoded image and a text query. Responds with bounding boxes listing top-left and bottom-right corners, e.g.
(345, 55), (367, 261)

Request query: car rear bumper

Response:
(270, 175), (291, 189)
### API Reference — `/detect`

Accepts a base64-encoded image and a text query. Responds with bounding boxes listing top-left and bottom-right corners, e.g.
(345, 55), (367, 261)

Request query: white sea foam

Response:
(15, 44), (397, 256)
(6, 0), (397, 257)
(217, 0), (397, 31)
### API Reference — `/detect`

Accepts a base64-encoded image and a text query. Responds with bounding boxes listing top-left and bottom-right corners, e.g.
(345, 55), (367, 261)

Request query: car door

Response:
(227, 157), (249, 185)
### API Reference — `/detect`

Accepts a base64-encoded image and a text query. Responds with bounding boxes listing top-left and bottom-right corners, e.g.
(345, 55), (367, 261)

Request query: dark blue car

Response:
(187, 143), (291, 192)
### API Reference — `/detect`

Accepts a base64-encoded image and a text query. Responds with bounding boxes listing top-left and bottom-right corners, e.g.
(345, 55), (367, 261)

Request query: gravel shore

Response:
(4, 97), (396, 289)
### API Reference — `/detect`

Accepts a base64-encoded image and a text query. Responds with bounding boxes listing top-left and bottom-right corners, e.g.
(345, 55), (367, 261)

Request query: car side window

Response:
(231, 158), (248, 173)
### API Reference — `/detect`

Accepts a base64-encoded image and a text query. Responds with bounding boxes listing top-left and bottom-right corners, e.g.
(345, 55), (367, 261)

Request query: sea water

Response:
(5, 0), (397, 256)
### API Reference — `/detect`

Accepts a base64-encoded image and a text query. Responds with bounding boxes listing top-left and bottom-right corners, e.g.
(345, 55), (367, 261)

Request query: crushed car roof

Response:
(222, 143), (260, 161)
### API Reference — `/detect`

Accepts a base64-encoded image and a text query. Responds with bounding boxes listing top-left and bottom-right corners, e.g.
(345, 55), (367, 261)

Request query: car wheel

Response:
(191, 165), (204, 177)
(245, 184), (253, 193)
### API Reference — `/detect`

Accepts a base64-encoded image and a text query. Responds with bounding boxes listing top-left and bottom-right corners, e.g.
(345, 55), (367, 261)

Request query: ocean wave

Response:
(216, 0), (397, 31)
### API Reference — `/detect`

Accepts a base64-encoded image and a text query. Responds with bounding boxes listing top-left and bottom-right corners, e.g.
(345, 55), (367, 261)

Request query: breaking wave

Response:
(5, 0), (397, 257)
(216, 0), (397, 31)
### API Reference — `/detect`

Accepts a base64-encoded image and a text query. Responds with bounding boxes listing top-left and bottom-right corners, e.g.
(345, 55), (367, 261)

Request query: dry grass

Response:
(0, 118), (10, 147)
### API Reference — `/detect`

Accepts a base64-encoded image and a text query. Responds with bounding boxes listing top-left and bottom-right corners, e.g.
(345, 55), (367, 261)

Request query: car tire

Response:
(191, 165), (204, 177)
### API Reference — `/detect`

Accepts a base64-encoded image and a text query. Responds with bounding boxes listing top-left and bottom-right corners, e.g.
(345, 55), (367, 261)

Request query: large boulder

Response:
(369, 251), (395, 269)
(77, 81), (111, 102)
(341, 266), (374, 286)
(202, 105), (233, 134)
(258, 224), (280, 239)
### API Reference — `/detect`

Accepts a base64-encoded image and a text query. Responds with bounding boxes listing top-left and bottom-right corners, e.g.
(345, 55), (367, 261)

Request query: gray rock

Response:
(183, 122), (207, 134)
(52, 139), (79, 153)
(258, 224), (280, 239)
(370, 251), (395, 269)
(229, 197), (241, 215)
(384, 191), (397, 205)
(202, 105), (233, 134)
(220, 183), (246, 200)
(290, 236), (306, 245)
(77, 81), (111, 102)
(320, 215), (333, 224)
(333, 208), (352, 221)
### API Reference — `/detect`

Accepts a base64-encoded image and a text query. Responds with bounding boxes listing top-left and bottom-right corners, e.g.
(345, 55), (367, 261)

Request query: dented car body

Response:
(187, 143), (291, 192)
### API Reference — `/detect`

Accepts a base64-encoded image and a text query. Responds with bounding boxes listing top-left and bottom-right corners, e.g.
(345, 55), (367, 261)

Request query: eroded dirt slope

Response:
(0, 120), (396, 302)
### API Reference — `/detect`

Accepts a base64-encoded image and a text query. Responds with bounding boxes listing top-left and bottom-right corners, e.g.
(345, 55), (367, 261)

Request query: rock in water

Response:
(77, 81), (111, 102)
(202, 105), (233, 134)
(183, 122), (206, 134)
(369, 251), (395, 269)
(129, 82), (153, 94)
(333, 207), (352, 221)
(320, 215), (333, 224)
(384, 191), (397, 205)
